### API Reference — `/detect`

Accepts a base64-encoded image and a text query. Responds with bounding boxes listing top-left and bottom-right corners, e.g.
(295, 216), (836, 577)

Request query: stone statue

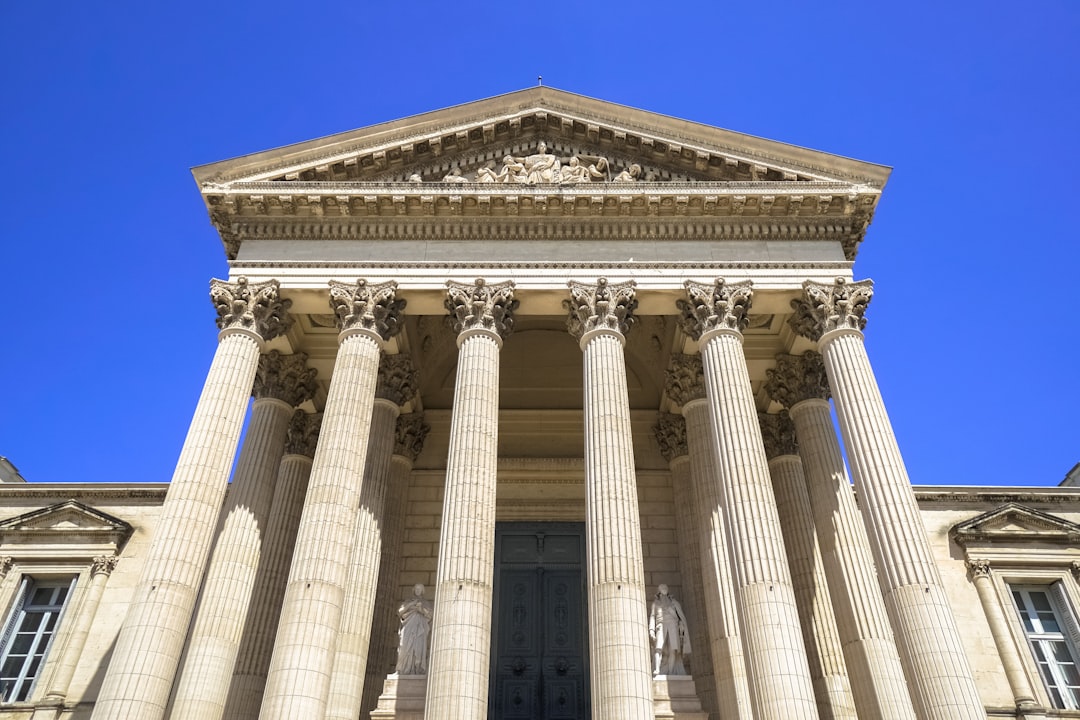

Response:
(515, 141), (561, 184)
(613, 163), (642, 182)
(395, 583), (434, 675)
(649, 584), (691, 676)
(475, 163), (499, 183)
(442, 167), (469, 184)
(559, 156), (608, 184)
(408, 173), (423, 183)
(496, 155), (527, 183)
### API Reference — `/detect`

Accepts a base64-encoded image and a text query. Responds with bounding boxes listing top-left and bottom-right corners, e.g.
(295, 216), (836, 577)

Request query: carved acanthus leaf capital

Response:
(789, 277), (873, 342)
(376, 354), (419, 407)
(329, 279), (406, 339)
(765, 352), (831, 409)
(676, 279), (753, 340)
(759, 411), (798, 459)
(563, 278), (638, 340)
(285, 410), (322, 457)
(966, 558), (992, 578)
(209, 277), (292, 341)
(92, 555), (119, 576)
(445, 279), (518, 339)
(394, 413), (430, 462)
(253, 351), (319, 407)
(665, 354), (707, 407)
(653, 413), (688, 462)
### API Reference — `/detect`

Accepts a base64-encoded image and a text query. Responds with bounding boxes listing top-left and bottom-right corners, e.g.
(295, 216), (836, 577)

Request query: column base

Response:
(370, 674), (427, 720)
(653, 675), (708, 720)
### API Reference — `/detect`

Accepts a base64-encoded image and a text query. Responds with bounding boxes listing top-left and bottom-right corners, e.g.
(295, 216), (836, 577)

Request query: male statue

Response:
(649, 584), (691, 675)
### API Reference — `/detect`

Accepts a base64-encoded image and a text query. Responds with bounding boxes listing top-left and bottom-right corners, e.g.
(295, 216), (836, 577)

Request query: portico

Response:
(87, 88), (988, 720)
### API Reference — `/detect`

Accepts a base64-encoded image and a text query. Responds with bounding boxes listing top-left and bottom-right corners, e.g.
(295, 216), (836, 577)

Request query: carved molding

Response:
(564, 278), (637, 340)
(676, 279), (753, 340)
(445, 279), (518, 339)
(253, 350), (319, 407)
(653, 414), (688, 462)
(764, 352), (831, 408)
(376, 354), (419, 408)
(209, 277), (292, 341)
(664, 354), (706, 407)
(329, 279), (406, 338)
(285, 410), (322, 458)
(92, 555), (119, 576)
(789, 277), (873, 342)
(965, 558), (992, 579)
(394, 413), (430, 462)
(759, 411), (798, 460)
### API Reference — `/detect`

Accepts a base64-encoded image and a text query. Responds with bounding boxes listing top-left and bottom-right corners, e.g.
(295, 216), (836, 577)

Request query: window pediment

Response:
(0, 500), (133, 557)
(951, 503), (1080, 547)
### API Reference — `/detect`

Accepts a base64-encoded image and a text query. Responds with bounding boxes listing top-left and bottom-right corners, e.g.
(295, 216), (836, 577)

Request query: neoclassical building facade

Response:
(0, 89), (1078, 720)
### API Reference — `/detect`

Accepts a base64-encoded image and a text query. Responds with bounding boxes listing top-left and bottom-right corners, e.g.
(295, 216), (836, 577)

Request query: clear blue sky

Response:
(1, 2), (1077, 487)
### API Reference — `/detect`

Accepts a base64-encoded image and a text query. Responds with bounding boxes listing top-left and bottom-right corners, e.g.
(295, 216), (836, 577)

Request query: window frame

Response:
(0, 574), (77, 704)
(1008, 581), (1080, 710)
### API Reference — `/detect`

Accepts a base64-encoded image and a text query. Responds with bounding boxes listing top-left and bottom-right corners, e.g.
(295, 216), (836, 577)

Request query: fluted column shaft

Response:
(325, 397), (400, 720)
(699, 330), (818, 719)
(93, 278), (289, 720)
(224, 412), (318, 720)
(425, 330), (503, 720)
(764, 447), (856, 720)
(42, 557), (117, 704)
(682, 398), (752, 720)
(820, 328), (984, 719)
(173, 381), (304, 720)
(581, 329), (654, 718)
(787, 396), (915, 719)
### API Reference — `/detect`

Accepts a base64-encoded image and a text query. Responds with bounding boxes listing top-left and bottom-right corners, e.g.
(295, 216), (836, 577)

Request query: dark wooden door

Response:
(490, 524), (589, 720)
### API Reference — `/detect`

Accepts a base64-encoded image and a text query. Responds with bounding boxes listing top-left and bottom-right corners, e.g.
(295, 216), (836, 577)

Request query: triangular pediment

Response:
(951, 503), (1080, 546)
(0, 500), (133, 546)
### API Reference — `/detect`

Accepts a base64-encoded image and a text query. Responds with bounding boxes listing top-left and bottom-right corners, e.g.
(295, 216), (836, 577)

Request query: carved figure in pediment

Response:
(496, 155), (527, 183)
(559, 155), (609, 184)
(442, 167), (469, 184)
(475, 163), (499, 183)
(613, 163), (642, 182)
(408, 173), (423, 183)
(514, 141), (561, 184)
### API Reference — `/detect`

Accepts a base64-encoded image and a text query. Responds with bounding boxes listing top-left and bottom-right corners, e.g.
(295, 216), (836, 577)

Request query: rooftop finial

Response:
(538, 75), (543, 86)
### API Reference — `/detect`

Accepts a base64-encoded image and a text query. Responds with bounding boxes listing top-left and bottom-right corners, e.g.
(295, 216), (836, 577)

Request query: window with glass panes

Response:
(1011, 584), (1080, 710)
(0, 577), (76, 703)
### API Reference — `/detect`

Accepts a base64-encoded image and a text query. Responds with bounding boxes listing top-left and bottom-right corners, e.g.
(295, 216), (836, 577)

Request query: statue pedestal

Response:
(370, 674), (427, 720)
(653, 675), (708, 720)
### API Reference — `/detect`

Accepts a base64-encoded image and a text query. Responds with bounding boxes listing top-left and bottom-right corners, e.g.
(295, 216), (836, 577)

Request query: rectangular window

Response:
(0, 576), (76, 703)
(1012, 583), (1080, 709)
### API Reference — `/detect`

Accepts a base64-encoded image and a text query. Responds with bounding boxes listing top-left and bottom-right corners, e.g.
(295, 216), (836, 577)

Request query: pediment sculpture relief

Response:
(410, 142), (647, 186)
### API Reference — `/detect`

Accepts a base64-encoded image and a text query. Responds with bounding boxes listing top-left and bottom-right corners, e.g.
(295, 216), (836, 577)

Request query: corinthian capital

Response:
(394, 413), (430, 462)
(653, 413), (688, 462)
(445, 279), (518, 339)
(253, 351), (319, 407)
(376, 354), (419, 407)
(966, 559), (992, 579)
(285, 410), (322, 457)
(92, 555), (119, 576)
(329, 279), (406, 339)
(564, 278), (637, 341)
(664, 354), (706, 407)
(788, 277), (873, 342)
(676, 279), (753, 340)
(764, 352), (831, 409)
(210, 277), (292, 341)
(759, 411), (798, 460)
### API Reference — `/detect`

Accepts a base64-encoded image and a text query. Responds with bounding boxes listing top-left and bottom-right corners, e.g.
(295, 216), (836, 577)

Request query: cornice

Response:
(0, 484), (170, 502)
(913, 486), (1080, 505)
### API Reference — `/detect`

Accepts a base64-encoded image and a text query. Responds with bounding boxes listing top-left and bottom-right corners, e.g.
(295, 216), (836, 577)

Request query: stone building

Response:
(0, 89), (1077, 720)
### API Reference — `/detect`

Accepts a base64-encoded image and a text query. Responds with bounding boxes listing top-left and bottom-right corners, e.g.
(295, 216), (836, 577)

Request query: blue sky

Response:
(1, 2), (1077, 487)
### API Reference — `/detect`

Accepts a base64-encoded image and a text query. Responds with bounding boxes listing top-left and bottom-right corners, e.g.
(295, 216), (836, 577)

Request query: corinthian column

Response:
(653, 414), (717, 719)
(326, 355), (418, 720)
(566, 278), (654, 719)
(172, 351), (317, 720)
(260, 280), (404, 720)
(765, 351), (915, 720)
(224, 410), (321, 720)
(790, 278), (984, 720)
(425, 279), (517, 720)
(665, 355), (752, 720)
(759, 412), (856, 720)
(677, 279), (818, 720)
(361, 414), (431, 718)
(92, 277), (291, 720)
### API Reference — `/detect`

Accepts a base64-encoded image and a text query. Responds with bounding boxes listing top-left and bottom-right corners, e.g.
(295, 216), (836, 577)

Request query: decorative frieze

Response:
(653, 413), (689, 462)
(210, 277), (292, 341)
(328, 279), (406, 338)
(375, 355), (419, 408)
(564, 278), (637, 340)
(758, 412), (798, 460)
(253, 351), (319, 407)
(764, 352), (831, 409)
(394, 414), (430, 462)
(788, 278), (873, 342)
(444, 279), (518, 339)
(677, 279), (753, 339)
(284, 411), (322, 458)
